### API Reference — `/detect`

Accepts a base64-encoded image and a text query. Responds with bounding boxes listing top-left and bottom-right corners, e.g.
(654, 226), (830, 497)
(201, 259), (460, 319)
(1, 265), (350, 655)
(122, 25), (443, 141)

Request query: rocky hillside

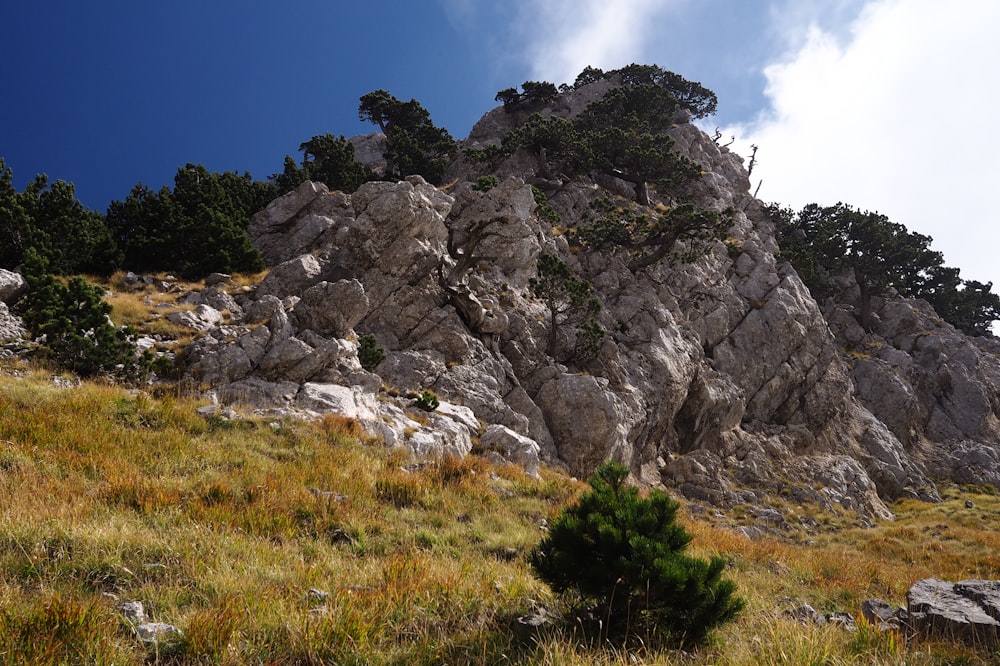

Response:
(8, 80), (1000, 524)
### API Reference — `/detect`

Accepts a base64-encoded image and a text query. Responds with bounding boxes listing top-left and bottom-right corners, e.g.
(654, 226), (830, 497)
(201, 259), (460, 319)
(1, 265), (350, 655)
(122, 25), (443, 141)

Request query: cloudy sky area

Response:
(2, 0), (998, 288)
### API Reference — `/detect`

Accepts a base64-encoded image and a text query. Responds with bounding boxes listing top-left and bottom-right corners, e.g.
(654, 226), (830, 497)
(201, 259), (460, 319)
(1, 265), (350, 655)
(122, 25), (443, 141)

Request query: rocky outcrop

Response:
(826, 290), (1000, 495)
(175, 81), (1000, 520)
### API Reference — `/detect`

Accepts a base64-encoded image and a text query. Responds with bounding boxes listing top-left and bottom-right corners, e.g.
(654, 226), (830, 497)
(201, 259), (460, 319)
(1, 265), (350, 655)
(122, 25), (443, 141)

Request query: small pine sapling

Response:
(414, 390), (440, 412)
(357, 333), (385, 372)
(530, 461), (744, 646)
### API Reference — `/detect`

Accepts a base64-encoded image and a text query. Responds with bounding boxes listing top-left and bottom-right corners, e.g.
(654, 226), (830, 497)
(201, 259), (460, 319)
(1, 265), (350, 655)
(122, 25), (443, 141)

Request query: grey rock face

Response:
(861, 598), (908, 631)
(256, 254), (323, 300)
(907, 579), (1000, 644)
(175, 81), (1000, 515)
(166, 304), (224, 331)
(0, 269), (26, 303)
(136, 622), (183, 644)
(293, 279), (368, 338)
(480, 424), (542, 478)
(0, 302), (26, 341)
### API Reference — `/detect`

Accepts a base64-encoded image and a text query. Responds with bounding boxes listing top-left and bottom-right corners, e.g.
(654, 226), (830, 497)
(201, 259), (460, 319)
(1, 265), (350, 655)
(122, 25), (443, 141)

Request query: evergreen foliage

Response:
(357, 333), (385, 372)
(574, 197), (733, 270)
(0, 159), (120, 275)
(106, 164), (271, 279)
(414, 389), (440, 412)
(472, 175), (499, 192)
(483, 66), (709, 205)
(530, 253), (604, 359)
(495, 81), (559, 110)
(358, 90), (456, 185)
(568, 64), (718, 119)
(772, 202), (1000, 334)
(530, 186), (560, 226)
(273, 133), (373, 194)
(530, 461), (744, 646)
(19, 249), (150, 381)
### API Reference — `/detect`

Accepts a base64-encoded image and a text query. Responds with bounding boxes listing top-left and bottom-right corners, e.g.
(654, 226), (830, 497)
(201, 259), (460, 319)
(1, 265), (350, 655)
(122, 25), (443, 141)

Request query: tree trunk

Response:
(856, 267), (874, 331)
(635, 180), (650, 206)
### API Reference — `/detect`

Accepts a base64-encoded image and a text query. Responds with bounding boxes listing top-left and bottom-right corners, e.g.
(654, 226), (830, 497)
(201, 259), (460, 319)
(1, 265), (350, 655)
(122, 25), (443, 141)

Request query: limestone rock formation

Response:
(174, 79), (1000, 520)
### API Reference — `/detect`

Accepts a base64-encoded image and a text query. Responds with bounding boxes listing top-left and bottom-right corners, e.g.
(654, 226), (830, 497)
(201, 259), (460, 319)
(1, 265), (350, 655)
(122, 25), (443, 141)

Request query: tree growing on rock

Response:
(773, 203), (957, 331)
(478, 68), (710, 205)
(358, 90), (456, 185)
(530, 461), (744, 647)
(273, 133), (373, 194)
(903, 265), (1000, 337)
(568, 63), (718, 119)
(530, 252), (604, 359)
(574, 84), (704, 204)
(574, 197), (733, 271)
(495, 80), (559, 110)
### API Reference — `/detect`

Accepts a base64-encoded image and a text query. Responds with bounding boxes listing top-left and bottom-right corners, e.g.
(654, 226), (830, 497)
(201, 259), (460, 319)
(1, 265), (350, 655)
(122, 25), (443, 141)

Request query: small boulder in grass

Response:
(907, 579), (1000, 645)
(136, 622), (183, 644)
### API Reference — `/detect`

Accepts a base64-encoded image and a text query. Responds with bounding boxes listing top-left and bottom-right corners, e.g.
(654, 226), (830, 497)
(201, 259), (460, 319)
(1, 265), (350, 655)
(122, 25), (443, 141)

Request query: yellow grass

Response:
(2, 358), (1000, 664)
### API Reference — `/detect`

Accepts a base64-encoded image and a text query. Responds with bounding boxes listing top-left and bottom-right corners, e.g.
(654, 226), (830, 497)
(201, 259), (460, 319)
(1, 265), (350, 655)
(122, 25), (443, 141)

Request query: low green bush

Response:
(529, 461), (744, 646)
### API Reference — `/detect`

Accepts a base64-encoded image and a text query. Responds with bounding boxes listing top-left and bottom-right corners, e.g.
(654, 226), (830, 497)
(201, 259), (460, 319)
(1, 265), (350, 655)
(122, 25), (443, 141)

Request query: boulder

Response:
(136, 622), (183, 645)
(0, 269), (26, 303)
(294, 383), (379, 420)
(536, 372), (629, 477)
(293, 279), (368, 338)
(861, 598), (909, 631)
(256, 254), (323, 300)
(907, 578), (1000, 644)
(479, 424), (541, 478)
(166, 304), (224, 331)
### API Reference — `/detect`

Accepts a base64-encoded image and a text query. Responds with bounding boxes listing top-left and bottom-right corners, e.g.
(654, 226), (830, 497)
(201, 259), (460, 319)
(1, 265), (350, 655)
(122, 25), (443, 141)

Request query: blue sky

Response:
(3, 1), (1000, 290)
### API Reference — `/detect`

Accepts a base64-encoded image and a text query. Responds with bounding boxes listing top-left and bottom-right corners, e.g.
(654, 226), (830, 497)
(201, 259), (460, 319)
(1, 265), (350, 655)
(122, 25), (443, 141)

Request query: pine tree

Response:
(530, 461), (744, 646)
(20, 249), (150, 381)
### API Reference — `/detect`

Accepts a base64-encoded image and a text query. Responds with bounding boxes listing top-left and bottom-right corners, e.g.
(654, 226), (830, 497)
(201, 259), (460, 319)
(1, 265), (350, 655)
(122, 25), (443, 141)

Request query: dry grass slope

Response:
(1, 358), (1000, 664)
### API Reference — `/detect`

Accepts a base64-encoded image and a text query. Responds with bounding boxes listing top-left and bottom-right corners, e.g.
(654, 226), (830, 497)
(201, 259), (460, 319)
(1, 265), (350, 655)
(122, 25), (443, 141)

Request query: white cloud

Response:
(510, 0), (680, 85)
(728, 0), (1000, 285)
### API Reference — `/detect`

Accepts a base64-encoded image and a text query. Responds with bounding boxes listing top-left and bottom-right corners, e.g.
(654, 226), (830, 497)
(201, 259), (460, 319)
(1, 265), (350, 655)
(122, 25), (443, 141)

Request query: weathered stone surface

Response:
(204, 272), (231, 287)
(119, 600), (146, 624)
(249, 180), (354, 265)
(166, 304), (224, 331)
(256, 254), (323, 300)
(0, 269), (26, 303)
(406, 409), (474, 460)
(536, 373), (630, 477)
(136, 622), (183, 644)
(479, 424), (541, 478)
(862, 598), (908, 631)
(0, 302), (26, 341)
(295, 383), (379, 419)
(907, 579), (1000, 644)
(349, 132), (387, 169)
(170, 80), (1000, 515)
(293, 279), (368, 338)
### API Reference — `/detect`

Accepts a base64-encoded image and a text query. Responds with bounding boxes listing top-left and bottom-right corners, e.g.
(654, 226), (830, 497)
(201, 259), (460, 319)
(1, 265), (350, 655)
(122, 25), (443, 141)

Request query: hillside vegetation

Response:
(2, 360), (1000, 664)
